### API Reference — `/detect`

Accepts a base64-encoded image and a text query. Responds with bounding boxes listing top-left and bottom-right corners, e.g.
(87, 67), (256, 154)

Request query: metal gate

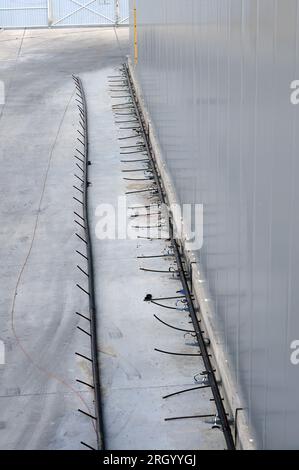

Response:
(0, 0), (129, 28)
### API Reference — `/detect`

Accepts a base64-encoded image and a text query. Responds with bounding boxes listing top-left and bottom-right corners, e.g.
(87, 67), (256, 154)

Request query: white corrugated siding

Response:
(130, 0), (299, 450)
(0, 0), (129, 27)
(0, 1), (48, 27)
(118, 0), (129, 24)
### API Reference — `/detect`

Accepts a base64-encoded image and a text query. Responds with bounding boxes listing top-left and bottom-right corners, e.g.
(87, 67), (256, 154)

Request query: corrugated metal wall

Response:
(0, 1), (48, 27)
(130, 0), (299, 449)
(0, 0), (129, 27)
(118, 0), (129, 24)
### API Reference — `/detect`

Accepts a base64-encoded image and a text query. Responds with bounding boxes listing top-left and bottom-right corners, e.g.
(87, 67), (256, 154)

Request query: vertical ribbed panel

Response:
(0, 1), (48, 27)
(130, 0), (299, 450)
(0, 0), (129, 27)
(119, 0), (129, 24)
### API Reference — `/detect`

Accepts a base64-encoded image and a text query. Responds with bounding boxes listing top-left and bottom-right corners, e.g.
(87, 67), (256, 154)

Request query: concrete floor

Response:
(0, 27), (225, 450)
(0, 27), (128, 451)
(88, 75), (226, 449)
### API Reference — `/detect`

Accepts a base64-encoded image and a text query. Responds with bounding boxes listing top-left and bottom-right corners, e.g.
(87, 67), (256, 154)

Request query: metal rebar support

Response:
(73, 75), (105, 450)
(122, 64), (235, 451)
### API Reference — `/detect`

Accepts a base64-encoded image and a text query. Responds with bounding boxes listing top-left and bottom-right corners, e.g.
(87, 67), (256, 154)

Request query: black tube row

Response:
(122, 64), (236, 451)
(72, 75), (105, 451)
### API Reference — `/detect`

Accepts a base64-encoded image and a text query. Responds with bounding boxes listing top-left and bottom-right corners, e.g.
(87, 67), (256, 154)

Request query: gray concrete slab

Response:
(87, 70), (226, 450)
(0, 27), (128, 450)
(0, 25), (224, 450)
